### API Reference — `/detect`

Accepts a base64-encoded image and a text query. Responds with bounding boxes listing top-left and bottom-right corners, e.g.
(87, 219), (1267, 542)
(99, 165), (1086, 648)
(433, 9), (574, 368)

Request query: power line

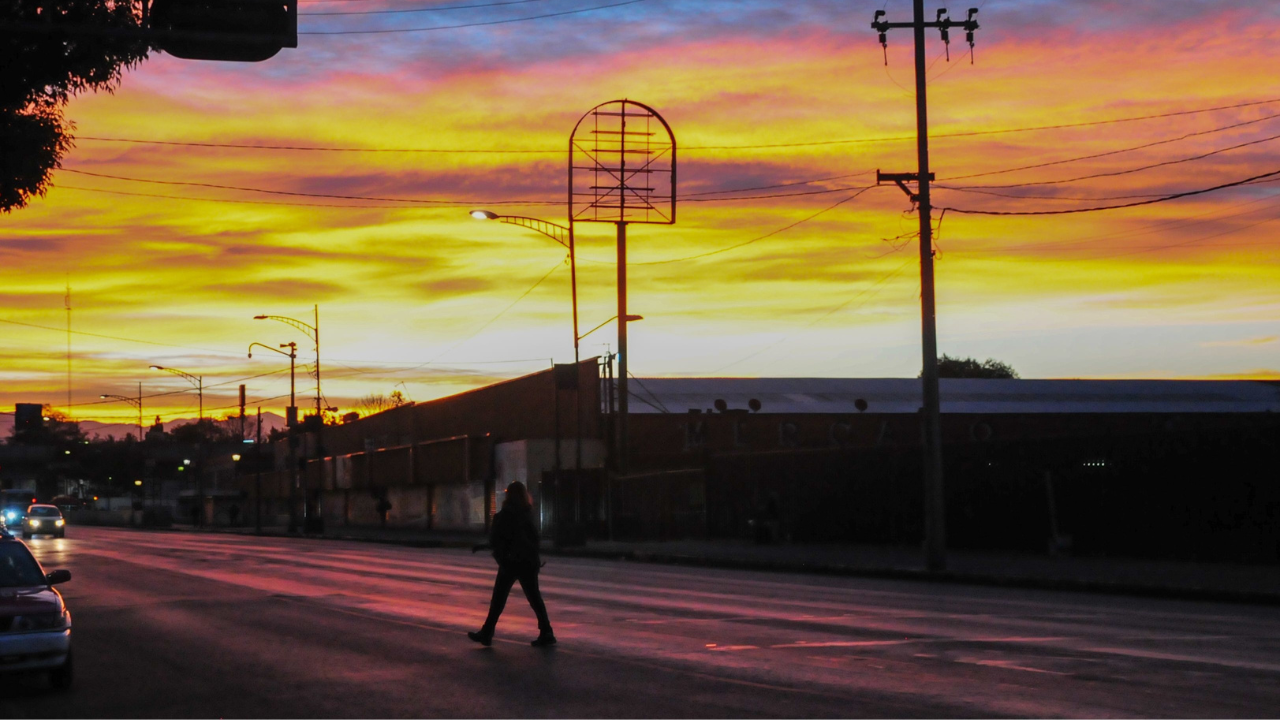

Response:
(59, 169), (865, 207)
(0, 317), (244, 357)
(949, 130), (1280, 190)
(424, 256), (566, 365)
(940, 167), (1280, 216)
(54, 185), (447, 210)
(75, 137), (561, 154)
(684, 171), (875, 197)
(961, 193), (1280, 255)
(298, 0), (645, 34)
(60, 169), (559, 206)
(626, 187), (878, 266)
(73, 96), (1280, 155)
(714, 258), (914, 374)
(681, 96), (1280, 150)
(302, 0), (547, 15)
(945, 110), (1280, 182)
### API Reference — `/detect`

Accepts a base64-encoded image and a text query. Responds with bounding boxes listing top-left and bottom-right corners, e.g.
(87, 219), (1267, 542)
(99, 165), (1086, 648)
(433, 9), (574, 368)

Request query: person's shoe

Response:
(530, 633), (557, 647)
(467, 631), (493, 647)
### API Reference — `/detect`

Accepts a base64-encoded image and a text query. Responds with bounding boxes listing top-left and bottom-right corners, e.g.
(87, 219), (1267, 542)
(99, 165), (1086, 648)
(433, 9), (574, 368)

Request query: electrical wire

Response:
(626, 187), (878, 266)
(298, 0), (645, 34)
(945, 111), (1280, 182)
(0, 317), (245, 357)
(54, 185), (448, 210)
(684, 171), (874, 197)
(939, 167), (1280, 216)
(60, 169), (559, 206)
(57, 169), (845, 207)
(961, 193), (1280, 255)
(682, 96), (1280, 150)
(714, 258), (915, 374)
(950, 130), (1280, 190)
(302, 0), (547, 15)
(74, 97), (1280, 155)
(422, 256), (566, 365)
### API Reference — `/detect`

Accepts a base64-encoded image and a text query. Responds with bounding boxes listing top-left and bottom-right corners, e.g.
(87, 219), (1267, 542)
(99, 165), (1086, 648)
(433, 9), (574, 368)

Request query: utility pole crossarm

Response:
(877, 170), (937, 202)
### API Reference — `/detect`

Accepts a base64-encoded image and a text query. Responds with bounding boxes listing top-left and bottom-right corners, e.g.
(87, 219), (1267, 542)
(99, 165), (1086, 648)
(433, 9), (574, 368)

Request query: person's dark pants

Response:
(481, 563), (552, 636)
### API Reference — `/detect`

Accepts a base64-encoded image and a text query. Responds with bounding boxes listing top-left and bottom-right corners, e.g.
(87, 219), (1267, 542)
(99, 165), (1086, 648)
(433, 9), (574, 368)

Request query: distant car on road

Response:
(22, 505), (67, 539)
(0, 529), (73, 689)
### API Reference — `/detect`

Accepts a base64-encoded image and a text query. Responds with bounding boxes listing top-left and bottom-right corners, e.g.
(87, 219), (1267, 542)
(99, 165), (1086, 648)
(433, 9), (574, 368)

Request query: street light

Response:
(255, 307), (323, 534)
(579, 315), (643, 342)
(150, 365), (203, 420)
(470, 211), (578, 363)
(253, 308), (321, 420)
(99, 382), (143, 441)
(249, 341), (298, 426)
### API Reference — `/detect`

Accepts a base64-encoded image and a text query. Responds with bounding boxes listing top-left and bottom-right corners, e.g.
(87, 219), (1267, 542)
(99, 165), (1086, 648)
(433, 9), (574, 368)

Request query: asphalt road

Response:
(3, 527), (1279, 718)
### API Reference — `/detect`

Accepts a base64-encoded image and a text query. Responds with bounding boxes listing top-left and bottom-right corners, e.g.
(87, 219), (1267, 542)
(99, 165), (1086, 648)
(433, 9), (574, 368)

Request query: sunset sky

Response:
(3, 0), (1280, 430)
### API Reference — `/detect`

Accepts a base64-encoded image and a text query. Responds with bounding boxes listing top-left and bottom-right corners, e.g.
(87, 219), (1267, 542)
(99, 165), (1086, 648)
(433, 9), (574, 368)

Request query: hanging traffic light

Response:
(149, 0), (297, 62)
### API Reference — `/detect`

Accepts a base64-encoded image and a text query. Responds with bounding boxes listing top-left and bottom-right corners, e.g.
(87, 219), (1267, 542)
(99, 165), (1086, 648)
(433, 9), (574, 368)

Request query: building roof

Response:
(626, 378), (1280, 415)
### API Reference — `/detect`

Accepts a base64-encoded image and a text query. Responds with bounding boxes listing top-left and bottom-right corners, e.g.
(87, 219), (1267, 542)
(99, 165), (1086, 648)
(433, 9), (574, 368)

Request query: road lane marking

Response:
(960, 658), (1070, 676)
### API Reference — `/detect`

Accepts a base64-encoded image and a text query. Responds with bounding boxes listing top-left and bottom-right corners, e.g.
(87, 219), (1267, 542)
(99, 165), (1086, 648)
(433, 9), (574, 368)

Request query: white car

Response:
(22, 504), (67, 539)
(0, 529), (73, 689)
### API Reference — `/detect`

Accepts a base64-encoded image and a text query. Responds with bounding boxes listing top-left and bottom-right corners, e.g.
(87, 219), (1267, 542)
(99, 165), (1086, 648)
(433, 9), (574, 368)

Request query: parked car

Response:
(0, 529), (73, 689)
(22, 505), (67, 539)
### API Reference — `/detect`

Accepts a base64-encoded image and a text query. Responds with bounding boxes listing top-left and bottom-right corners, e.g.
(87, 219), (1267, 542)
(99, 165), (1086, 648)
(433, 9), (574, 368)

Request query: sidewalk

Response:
(181, 523), (1280, 605)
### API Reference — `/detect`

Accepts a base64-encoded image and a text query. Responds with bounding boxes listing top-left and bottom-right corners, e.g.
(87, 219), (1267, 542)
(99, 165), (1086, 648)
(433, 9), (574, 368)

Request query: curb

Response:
(545, 547), (1280, 607)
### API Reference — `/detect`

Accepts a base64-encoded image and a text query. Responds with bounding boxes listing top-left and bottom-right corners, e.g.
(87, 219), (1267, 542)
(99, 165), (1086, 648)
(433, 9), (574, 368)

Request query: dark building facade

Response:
(243, 369), (1280, 563)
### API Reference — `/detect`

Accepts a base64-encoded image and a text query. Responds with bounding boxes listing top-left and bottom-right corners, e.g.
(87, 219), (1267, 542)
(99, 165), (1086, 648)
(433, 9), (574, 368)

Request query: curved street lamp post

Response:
(248, 341), (298, 426)
(254, 307), (325, 533)
(99, 382), (143, 442)
(150, 365), (202, 419)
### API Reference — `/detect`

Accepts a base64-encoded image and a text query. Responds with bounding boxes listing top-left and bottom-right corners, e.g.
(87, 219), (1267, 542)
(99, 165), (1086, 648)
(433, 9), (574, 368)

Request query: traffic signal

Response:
(149, 0), (297, 62)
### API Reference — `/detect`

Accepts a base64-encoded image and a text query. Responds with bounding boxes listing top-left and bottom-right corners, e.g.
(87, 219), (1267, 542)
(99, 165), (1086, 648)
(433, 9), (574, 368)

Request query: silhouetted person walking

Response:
(468, 481), (555, 647)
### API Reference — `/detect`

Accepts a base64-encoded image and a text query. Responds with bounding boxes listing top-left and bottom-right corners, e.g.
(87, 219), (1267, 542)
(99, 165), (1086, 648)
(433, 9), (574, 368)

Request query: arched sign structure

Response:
(567, 99), (676, 479)
(569, 99), (676, 226)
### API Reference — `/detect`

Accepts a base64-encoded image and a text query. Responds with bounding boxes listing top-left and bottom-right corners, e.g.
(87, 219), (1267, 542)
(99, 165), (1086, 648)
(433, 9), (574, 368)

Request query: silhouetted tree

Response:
(925, 354), (1020, 379)
(169, 418), (236, 444)
(356, 390), (410, 416)
(2, 0), (148, 212)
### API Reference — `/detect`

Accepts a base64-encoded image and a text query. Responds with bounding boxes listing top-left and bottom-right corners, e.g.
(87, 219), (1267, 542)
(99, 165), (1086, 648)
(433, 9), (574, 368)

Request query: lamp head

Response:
(149, 365), (163, 370)
(470, 210), (499, 221)
(624, 314), (644, 322)
(99, 395), (107, 399)
(253, 315), (267, 320)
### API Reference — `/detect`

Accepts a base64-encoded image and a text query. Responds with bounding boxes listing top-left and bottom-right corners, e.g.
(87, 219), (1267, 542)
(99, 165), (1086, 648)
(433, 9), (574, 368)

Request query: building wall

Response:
(242, 360), (602, 532)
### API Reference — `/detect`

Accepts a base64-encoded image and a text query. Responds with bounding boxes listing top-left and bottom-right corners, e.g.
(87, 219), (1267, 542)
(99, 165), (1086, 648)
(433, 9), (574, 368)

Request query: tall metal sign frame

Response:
(569, 99), (676, 477)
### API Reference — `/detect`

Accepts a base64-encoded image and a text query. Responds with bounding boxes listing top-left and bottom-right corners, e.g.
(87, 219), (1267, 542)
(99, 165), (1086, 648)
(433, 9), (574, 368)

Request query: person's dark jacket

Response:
(489, 503), (541, 570)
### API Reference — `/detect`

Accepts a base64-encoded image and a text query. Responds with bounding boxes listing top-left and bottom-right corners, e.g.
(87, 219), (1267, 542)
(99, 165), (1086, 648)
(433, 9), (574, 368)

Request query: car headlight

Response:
(4, 510), (15, 520)
(30, 519), (41, 528)
(12, 612), (68, 631)
(56, 519), (65, 527)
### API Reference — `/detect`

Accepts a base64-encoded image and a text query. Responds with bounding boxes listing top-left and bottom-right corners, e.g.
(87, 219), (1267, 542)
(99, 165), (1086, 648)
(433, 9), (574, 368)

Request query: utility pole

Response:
(239, 384), (247, 442)
(65, 279), (71, 415)
(872, 3), (979, 572)
(255, 406), (262, 535)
